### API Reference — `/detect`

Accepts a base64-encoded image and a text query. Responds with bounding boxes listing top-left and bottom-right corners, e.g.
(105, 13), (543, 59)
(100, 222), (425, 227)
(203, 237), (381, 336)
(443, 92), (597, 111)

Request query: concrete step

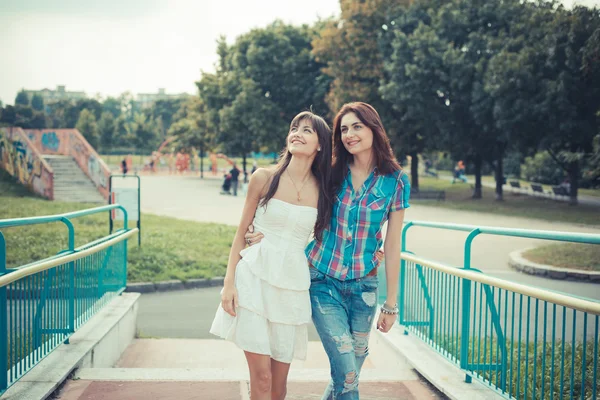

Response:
(55, 380), (435, 400)
(43, 156), (105, 203)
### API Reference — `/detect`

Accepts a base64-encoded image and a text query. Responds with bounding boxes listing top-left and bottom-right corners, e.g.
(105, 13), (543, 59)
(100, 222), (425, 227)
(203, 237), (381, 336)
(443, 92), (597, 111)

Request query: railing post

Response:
(400, 222), (413, 332)
(62, 218), (76, 343)
(461, 228), (480, 384)
(0, 232), (8, 392)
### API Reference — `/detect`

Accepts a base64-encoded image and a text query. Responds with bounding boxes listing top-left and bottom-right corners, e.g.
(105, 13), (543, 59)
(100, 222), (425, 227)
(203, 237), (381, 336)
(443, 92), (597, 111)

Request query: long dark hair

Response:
(331, 102), (401, 192)
(260, 111), (333, 242)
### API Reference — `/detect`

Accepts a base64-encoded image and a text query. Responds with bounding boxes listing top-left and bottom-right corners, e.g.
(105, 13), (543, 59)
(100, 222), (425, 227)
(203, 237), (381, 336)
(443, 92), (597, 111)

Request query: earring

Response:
(318, 147), (321, 151)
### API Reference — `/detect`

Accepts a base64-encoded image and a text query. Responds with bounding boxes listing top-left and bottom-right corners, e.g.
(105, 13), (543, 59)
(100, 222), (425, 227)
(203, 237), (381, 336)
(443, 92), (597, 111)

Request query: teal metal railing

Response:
(397, 221), (600, 399)
(0, 205), (137, 393)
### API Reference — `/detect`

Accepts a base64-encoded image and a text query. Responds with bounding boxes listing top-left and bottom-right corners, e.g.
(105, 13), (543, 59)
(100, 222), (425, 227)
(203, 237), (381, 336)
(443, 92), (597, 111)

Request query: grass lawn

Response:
(522, 243), (600, 271)
(0, 171), (235, 283)
(434, 171), (600, 198)
(416, 176), (600, 226)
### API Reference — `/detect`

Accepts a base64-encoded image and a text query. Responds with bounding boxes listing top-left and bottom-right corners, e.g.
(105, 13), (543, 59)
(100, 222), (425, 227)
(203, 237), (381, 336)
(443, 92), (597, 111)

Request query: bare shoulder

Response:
(248, 167), (275, 196)
(250, 167), (275, 186)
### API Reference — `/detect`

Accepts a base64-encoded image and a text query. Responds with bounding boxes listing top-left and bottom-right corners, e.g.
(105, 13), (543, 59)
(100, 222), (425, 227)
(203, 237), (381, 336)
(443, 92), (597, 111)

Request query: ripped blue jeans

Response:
(309, 267), (379, 400)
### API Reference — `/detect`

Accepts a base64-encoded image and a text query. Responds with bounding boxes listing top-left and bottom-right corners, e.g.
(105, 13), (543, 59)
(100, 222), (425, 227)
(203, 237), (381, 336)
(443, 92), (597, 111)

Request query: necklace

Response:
(287, 169), (311, 202)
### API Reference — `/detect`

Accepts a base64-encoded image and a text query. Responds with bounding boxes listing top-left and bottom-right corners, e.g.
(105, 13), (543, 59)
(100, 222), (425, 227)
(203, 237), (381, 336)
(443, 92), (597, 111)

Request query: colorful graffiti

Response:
(23, 129), (111, 200)
(0, 128), (54, 199)
(41, 131), (60, 152)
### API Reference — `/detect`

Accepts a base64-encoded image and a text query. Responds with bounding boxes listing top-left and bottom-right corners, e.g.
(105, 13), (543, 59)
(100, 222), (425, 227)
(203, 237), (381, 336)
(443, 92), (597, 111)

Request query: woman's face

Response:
(340, 112), (373, 156)
(288, 118), (320, 157)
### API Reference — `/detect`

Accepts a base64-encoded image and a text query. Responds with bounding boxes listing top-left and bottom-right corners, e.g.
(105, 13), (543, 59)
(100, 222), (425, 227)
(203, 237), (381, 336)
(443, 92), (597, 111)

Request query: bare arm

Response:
(221, 168), (270, 316)
(377, 209), (405, 332)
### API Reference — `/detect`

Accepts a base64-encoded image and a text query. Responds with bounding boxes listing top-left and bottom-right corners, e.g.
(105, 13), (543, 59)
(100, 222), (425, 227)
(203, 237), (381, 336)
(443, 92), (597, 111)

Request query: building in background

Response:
(24, 85), (87, 103)
(136, 88), (191, 108)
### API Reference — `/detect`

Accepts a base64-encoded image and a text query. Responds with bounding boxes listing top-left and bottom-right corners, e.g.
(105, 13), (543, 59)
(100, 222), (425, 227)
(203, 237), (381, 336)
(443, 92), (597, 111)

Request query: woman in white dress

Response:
(210, 111), (333, 400)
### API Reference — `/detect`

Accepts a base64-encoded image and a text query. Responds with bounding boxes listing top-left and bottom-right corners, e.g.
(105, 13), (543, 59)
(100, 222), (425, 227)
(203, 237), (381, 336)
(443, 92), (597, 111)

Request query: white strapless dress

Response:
(210, 198), (317, 363)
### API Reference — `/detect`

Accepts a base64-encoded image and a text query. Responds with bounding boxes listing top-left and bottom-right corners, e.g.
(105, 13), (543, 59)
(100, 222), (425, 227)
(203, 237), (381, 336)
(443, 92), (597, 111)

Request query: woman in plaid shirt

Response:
(247, 102), (410, 399)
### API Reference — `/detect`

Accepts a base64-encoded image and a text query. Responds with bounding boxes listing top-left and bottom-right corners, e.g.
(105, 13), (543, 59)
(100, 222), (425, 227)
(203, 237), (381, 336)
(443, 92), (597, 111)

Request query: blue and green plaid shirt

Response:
(305, 168), (411, 281)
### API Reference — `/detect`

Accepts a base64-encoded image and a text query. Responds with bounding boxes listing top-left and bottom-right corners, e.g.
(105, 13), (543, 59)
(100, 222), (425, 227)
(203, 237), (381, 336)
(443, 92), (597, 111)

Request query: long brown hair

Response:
(331, 102), (401, 192)
(260, 111), (333, 242)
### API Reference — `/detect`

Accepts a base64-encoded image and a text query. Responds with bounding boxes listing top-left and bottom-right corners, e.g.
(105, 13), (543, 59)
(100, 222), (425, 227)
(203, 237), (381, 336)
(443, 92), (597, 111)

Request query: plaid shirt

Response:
(306, 168), (411, 281)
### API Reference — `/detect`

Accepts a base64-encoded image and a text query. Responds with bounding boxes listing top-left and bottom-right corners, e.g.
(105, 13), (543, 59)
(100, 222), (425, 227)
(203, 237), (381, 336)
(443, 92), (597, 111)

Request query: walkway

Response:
(55, 334), (441, 399)
(139, 175), (600, 301)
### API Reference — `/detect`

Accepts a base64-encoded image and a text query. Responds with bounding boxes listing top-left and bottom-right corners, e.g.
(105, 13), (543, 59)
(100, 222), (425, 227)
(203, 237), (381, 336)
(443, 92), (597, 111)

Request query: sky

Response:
(0, 0), (340, 104)
(1, 0), (598, 105)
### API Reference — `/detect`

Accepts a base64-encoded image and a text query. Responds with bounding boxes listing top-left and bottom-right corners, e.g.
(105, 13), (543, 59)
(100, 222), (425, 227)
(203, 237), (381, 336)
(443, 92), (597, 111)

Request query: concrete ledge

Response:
(125, 277), (224, 293)
(376, 323), (504, 400)
(509, 249), (600, 282)
(1, 293), (140, 400)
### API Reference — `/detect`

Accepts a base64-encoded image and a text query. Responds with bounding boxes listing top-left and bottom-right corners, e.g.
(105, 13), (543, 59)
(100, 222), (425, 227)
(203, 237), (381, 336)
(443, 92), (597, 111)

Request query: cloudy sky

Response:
(0, 0), (598, 105)
(0, 0), (340, 104)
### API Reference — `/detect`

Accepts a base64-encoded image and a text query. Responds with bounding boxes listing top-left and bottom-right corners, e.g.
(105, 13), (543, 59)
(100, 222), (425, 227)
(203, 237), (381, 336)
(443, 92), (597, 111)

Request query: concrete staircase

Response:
(54, 335), (440, 400)
(44, 155), (105, 204)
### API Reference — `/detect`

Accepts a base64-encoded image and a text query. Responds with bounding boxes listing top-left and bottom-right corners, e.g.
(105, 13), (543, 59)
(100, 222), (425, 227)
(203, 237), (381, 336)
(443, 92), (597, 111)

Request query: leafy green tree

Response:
(98, 111), (116, 151)
(152, 98), (184, 138)
(113, 115), (132, 148)
(102, 97), (122, 118)
(15, 90), (29, 106)
(31, 94), (44, 111)
(76, 109), (100, 149)
(130, 113), (159, 153)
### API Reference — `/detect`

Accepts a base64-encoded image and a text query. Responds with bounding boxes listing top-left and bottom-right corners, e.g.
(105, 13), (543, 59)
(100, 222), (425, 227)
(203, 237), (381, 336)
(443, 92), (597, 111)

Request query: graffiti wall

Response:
(0, 127), (54, 199)
(24, 129), (110, 200)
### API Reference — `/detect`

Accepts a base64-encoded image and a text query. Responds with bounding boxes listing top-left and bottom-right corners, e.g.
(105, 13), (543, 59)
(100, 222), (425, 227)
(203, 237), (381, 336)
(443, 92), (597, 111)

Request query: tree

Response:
(152, 98), (184, 138)
(76, 109), (100, 149)
(130, 113), (159, 153)
(113, 115), (132, 148)
(31, 94), (44, 111)
(15, 90), (29, 106)
(219, 77), (283, 179)
(169, 98), (216, 178)
(102, 97), (122, 118)
(98, 112), (116, 151)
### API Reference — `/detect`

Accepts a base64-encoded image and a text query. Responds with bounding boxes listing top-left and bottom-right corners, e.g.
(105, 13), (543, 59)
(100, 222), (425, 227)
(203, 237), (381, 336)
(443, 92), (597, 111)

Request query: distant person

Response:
(229, 163), (240, 196)
(424, 158), (438, 178)
(121, 158), (128, 174)
(452, 160), (468, 183)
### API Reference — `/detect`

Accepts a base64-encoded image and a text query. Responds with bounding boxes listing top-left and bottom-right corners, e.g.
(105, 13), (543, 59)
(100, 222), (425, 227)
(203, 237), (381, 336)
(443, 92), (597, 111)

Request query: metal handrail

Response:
(0, 228), (137, 287)
(401, 252), (600, 315)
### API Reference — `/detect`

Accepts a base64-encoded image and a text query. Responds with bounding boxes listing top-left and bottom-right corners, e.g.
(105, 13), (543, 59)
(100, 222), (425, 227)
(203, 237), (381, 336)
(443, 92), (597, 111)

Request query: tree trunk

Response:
(243, 153), (248, 183)
(473, 155), (483, 199)
(200, 146), (204, 179)
(495, 151), (504, 201)
(410, 152), (419, 192)
(568, 161), (579, 206)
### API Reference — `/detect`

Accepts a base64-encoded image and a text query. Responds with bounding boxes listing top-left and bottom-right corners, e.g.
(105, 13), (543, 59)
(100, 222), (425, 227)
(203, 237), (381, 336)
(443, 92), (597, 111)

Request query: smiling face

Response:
(287, 118), (320, 158)
(340, 112), (374, 156)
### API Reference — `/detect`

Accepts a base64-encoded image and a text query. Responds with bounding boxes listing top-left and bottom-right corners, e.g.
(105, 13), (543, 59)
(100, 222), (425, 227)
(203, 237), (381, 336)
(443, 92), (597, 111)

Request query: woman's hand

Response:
(244, 224), (264, 246)
(221, 283), (239, 317)
(376, 311), (397, 333)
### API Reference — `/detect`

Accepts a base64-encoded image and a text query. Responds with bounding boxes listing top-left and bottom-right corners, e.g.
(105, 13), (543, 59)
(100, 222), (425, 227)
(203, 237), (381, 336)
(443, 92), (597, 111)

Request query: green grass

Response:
(0, 171), (235, 283)
(522, 243), (600, 271)
(423, 332), (600, 400)
(415, 176), (600, 226)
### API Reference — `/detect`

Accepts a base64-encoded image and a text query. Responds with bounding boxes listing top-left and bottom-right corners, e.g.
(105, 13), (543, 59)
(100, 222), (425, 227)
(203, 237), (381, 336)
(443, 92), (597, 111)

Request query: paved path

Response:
(139, 175), (600, 300)
(56, 336), (442, 400)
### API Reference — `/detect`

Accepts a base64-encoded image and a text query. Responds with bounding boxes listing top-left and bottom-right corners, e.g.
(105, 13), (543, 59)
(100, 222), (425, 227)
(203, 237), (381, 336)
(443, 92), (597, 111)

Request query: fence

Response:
(0, 205), (137, 393)
(398, 221), (600, 399)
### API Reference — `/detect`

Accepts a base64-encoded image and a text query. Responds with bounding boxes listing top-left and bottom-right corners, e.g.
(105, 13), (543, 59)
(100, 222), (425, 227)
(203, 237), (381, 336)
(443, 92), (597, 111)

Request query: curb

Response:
(508, 250), (600, 283)
(125, 277), (225, 293)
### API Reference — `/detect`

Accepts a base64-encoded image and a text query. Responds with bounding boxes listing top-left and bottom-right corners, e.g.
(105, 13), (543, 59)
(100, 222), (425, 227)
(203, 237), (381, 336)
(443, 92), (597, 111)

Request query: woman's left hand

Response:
(377, 312), (397, 333)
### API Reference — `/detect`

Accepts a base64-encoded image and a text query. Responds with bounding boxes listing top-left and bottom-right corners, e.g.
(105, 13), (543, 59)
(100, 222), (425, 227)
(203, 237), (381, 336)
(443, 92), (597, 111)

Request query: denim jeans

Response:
(309, 267), (379, 400)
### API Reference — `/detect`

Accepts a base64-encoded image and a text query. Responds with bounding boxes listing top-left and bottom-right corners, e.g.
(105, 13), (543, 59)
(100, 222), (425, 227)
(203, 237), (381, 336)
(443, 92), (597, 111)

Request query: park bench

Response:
(530, 183), (546, 196)
(410, 189), (446, 201)
(509, 180), (528, 194)
(551, 185), (569, 198)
